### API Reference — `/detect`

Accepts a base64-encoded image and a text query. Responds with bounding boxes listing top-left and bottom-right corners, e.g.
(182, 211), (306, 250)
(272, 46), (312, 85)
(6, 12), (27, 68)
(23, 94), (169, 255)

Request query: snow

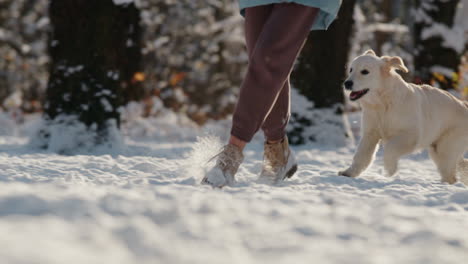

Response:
(0, 110), (467, 264)
(421, 23), (466, 54)
(413, 2), (436, 24)
(101, 98), (114, 112)
(412, 0), (467, 54)
(3, 91), (23, 110)
(66, 65), (84, 75)
(455, 0), (468, 31)
(288, 88), (354, 146)
(31, 115), (122, 155)
(365, 23), (409, 34)
(430, 65), (456, 78)
(113, 0), (134, 6)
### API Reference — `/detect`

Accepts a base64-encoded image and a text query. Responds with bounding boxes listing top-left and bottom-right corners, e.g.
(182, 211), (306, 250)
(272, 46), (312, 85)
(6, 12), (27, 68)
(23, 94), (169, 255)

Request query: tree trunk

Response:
(413, 0), (461, 90)
(374, 0), (394, 55)
(288, 0), (356, 145)
(292, 0), (356, 108)
(43, 0), (141, 150)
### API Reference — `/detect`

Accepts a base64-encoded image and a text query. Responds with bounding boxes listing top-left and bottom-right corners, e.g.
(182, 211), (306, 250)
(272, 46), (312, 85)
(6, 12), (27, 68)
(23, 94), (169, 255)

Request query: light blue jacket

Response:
(238, 0), (342, 30)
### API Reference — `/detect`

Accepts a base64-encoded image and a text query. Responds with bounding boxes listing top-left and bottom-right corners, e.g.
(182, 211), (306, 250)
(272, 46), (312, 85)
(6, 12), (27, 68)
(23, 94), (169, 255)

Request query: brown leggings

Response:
(231, 4), (318, 142)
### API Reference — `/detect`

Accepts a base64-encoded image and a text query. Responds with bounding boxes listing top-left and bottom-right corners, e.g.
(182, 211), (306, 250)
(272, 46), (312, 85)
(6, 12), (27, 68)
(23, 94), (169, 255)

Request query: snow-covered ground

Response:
(0, 112), (468, 264)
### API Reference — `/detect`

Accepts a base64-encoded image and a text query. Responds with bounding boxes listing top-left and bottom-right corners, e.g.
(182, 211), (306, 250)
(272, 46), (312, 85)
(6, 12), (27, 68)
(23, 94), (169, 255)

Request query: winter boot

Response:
(259, 137), (297, 183)
(201, 144), (244, 187)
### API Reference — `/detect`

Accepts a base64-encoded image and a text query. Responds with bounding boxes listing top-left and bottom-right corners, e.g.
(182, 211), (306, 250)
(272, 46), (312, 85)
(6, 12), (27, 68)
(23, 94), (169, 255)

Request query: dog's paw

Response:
(338, 169), (355, 177)
(441, 176), (457, 185)
(383, 167), (397, 177)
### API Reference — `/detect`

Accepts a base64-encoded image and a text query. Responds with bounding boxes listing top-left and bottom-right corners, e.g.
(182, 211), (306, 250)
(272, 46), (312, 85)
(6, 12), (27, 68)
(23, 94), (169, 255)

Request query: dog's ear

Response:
(363, 49), (376, 56)
(382, 56), (409, 73)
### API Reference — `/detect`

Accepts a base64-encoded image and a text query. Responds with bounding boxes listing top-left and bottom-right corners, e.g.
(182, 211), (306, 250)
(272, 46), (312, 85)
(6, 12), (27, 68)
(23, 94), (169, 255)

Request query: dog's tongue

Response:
(350, 91), (360, 99)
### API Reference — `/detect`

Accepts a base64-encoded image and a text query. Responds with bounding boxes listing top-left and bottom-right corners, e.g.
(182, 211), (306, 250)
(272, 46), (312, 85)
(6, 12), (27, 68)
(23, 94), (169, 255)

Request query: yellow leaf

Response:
(170, 72), (187, 86)
(452, 72), (459, 82)
(132, 72), (146, 82)
(432, 72), (445, 82)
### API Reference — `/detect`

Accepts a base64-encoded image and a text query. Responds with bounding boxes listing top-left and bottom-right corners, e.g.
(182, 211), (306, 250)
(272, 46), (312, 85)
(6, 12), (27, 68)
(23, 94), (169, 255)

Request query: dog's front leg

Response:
(339, 132), (380, 178)
(383, 135), (415, 177)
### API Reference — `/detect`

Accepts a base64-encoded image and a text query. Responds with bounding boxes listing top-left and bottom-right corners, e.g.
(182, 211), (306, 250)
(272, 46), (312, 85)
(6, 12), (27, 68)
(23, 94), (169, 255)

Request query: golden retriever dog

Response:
(339, 50), (468, 184)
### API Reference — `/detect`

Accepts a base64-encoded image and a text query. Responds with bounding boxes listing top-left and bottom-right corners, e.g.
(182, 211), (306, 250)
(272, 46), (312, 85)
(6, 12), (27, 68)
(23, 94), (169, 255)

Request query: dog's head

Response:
(344, 49), (408, 104)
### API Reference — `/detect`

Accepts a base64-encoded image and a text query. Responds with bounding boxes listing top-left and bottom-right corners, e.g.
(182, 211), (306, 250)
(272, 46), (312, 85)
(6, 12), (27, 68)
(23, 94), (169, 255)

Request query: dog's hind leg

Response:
(429, 135), (466, 184)
(457, 157), (468, 185)
(383, 135), (416, 177)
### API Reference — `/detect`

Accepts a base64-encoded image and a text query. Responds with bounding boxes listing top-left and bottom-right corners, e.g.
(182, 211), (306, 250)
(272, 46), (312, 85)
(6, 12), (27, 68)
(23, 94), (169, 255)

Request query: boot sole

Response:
(283, 164), (298, 180)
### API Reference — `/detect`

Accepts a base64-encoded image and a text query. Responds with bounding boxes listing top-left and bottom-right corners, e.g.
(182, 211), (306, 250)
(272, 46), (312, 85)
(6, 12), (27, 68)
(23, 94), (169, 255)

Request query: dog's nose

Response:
(344, 80), (353, 90)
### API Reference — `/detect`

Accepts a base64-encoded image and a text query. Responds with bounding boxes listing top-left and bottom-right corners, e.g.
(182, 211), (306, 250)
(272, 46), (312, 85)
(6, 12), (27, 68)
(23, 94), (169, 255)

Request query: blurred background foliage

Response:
(0, 0), (466, 130)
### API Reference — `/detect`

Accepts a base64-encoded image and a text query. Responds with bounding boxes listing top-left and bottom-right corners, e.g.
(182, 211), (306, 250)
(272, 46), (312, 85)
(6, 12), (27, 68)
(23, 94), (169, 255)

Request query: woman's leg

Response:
(230, 4), (318, 144)
(228, 5), (274, 150)
(244, 5), (274, 59)
(245, 6), (291, 144)
(203, 4), (317, 187)
(261, 77), (290, 142)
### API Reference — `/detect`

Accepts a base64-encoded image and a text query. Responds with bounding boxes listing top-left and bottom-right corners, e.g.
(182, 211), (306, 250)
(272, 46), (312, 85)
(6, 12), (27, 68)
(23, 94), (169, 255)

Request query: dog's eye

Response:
(361, 69), (369, 75)
(350, 68), (353, 73)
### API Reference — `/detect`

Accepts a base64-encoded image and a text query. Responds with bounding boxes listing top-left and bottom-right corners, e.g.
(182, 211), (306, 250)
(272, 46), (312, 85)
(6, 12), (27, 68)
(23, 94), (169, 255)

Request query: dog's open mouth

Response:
(350, 89), (369, 101)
